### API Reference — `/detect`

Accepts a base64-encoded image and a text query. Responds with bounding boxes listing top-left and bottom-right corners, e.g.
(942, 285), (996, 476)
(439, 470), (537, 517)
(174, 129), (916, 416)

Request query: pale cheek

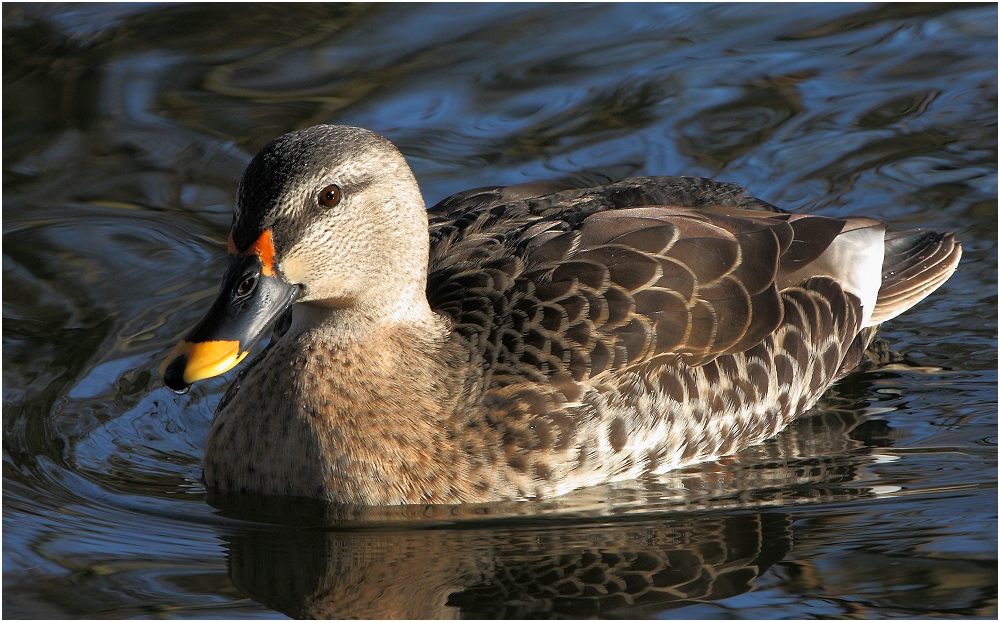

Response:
(276, 214), (382, 302)
(279, 254), (308, 285)
(280, 224), (345, 284)
(281, 246), (362, 303)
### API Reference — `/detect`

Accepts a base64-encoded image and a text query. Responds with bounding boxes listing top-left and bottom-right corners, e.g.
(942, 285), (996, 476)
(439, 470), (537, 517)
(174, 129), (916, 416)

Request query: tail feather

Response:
(869, 230), (962, 326)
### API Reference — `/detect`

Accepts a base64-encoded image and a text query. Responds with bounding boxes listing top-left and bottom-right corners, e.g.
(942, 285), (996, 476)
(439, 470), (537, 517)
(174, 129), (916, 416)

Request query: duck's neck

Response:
(287, 282), (439, 342)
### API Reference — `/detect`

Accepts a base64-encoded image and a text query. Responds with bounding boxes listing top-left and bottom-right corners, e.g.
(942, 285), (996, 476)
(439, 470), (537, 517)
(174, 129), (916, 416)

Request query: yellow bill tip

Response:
(160, 340), (247, 392)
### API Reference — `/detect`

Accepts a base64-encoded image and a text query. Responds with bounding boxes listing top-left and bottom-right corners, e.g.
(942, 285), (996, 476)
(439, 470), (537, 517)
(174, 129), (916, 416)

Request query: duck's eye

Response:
(234, 274), (258, 300)
(319, 184), (342, 208)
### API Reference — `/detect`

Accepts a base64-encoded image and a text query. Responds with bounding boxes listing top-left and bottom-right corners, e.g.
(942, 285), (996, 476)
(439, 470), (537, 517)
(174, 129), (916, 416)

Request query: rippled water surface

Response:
(3, 3), (997, 618)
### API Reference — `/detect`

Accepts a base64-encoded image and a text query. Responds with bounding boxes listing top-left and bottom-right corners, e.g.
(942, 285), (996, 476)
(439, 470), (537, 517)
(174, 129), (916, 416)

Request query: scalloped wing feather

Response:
(426, 176), (863, 391)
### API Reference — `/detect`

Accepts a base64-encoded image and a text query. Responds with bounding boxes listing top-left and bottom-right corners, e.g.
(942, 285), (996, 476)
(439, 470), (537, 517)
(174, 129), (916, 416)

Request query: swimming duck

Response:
(161, 124), (961, 505)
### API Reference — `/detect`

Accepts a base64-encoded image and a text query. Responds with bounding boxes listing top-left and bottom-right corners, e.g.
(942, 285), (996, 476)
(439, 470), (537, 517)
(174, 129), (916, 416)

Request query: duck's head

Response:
(160, 125), (430, 393)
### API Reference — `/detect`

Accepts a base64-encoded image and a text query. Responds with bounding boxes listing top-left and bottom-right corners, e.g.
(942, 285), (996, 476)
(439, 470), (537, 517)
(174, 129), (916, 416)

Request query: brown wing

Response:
(426, 176), (851, 391)
(522, 207), (796, 375)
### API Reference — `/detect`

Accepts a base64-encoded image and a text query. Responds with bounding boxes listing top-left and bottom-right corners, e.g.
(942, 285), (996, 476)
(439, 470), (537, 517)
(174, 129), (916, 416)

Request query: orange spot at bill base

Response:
(248, 229), (276, 276)
(227, 229), (276, 276)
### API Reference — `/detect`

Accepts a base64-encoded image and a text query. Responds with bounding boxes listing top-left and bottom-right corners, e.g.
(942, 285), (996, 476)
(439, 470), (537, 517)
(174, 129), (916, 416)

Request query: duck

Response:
(160, 124), (962, 505)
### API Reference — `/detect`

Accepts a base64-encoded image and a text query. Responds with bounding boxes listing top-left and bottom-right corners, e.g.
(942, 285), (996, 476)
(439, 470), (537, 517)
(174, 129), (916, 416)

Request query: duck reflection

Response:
(213, 504), (791, 618)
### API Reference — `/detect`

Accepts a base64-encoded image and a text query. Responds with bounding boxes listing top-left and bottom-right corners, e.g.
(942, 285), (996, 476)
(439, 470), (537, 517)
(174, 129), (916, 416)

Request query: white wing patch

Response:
(781, 220), (886, 327)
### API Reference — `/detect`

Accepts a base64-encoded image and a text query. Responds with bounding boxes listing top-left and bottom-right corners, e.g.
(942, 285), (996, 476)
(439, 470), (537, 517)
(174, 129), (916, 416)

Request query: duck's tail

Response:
(867, 229), (963, 327)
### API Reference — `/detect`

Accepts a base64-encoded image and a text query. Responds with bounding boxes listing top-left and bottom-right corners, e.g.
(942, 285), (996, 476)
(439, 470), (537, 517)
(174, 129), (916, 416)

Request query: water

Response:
(3, 3), (996, 618)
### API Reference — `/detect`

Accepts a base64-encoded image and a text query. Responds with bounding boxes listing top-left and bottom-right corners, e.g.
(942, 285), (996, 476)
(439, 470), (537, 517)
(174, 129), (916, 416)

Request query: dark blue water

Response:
(3, 3), (996, 618)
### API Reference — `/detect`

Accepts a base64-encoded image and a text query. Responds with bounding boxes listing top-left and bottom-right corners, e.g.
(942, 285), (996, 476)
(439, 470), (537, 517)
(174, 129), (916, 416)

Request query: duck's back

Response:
(423, 176), (959, 496)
